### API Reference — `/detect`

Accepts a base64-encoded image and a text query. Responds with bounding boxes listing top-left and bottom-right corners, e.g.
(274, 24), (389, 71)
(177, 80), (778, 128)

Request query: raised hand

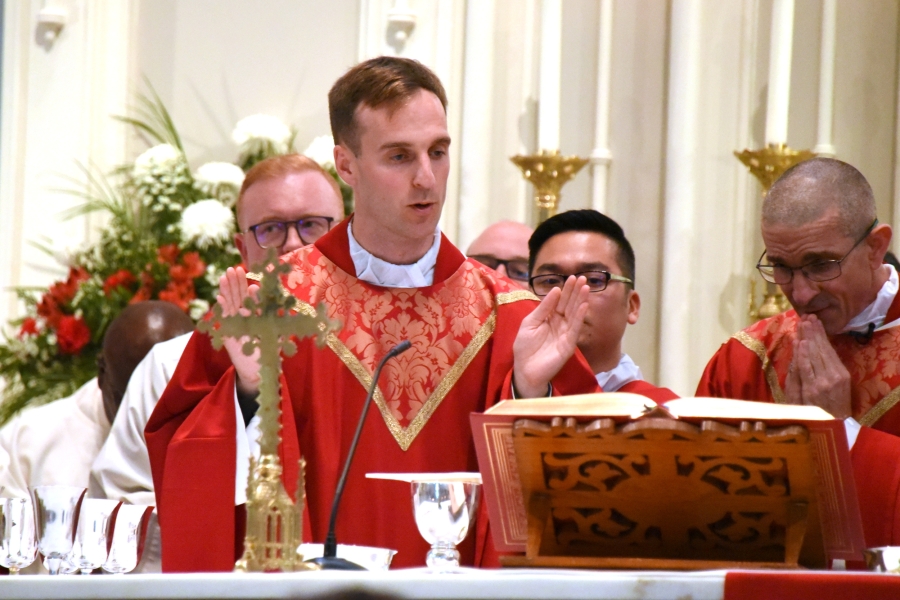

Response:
(512, 275), (590, 398)
(784, 315), (852, 420)
(216, 266), (262, 398)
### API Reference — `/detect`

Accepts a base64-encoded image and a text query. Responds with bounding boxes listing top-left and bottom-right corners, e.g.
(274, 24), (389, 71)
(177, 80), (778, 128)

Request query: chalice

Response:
(31, 485), (86, 575)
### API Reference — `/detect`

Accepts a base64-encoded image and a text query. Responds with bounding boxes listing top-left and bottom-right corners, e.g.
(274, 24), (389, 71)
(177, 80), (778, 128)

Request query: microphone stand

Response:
(307, 340), (412, 570)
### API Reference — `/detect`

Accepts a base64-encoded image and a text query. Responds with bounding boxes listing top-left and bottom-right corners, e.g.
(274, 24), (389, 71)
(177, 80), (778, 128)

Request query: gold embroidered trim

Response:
(293, 300), (497, 451)
(860, 385), (900, 427)
(732, 331), (787, 404)
(497, 290), (539, 304)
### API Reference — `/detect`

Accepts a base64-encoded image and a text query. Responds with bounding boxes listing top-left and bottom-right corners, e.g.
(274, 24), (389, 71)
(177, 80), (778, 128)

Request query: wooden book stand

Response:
(500, 414), (827, 570)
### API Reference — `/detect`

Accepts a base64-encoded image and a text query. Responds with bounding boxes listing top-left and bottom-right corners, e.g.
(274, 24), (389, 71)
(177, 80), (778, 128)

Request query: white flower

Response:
(194, 162), (245, 206)
(179, 199), (235, 248)
(232, 114), (292, 154)
(188, 299), (210, 321)
(302, 135), (336, 170)
(133, 144), (184, 179)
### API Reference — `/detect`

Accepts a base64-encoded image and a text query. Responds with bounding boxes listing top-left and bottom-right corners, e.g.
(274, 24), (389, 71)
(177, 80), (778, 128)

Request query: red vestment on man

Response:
(696, 293), (900, 548)
(146, 220), (597, 572)
(618, 380), (679, 403)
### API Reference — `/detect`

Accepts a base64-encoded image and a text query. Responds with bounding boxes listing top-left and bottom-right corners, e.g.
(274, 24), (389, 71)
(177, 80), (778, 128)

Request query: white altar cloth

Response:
(0, 568), (727, 600)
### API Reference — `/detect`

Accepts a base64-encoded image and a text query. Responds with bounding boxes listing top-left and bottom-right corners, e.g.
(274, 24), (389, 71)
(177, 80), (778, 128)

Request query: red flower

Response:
(159, 280), (196, 312)
(129, 272), (156, 305)
(18, 317), (38, 338)
(103, 269), (137, 297)
(157, 244), (180, 265)
(56, 315), (91, 355)
(37, 295), (63, 329)
(49, 267), (90, 305)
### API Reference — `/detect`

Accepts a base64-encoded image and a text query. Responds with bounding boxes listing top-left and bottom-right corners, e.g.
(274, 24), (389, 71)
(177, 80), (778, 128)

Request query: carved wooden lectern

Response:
(473, 396), (865, 570)
(500, 415), (826, 570)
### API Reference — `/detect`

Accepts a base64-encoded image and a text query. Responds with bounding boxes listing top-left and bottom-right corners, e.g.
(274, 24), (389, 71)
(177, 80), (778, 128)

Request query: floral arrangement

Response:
(0, 89), (346, 424)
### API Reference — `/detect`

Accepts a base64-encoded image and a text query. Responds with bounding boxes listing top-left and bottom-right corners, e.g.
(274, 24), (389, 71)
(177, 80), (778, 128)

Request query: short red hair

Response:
(236, 154), (341, 225)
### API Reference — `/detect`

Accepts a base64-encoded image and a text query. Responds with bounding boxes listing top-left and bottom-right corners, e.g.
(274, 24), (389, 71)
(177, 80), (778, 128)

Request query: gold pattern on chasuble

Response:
(733, 313), (900, 425)
(284, 252), (528, 451)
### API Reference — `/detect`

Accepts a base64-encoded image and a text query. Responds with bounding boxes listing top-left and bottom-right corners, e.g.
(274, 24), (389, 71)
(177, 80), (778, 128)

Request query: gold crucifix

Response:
(197, 249), (340, 572)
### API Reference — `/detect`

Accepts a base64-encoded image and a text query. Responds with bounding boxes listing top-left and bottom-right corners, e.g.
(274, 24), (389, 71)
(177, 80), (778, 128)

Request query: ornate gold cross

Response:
(197, 249), (340, 572)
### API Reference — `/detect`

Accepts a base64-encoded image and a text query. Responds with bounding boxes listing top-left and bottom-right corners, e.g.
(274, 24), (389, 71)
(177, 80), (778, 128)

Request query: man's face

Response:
(531, 231), (639, 372)
(467, 222), (533, 289)
(334, 89), (450, 250)
(235, 171), (343, 266)
(762, 209), (888, 335)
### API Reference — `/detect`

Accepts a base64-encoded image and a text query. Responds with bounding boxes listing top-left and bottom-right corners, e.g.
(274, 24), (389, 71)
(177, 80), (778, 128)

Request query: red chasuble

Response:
(146, 220), (597, 572)
(696, 293), (900, 548)
(618, 379), (679, 403)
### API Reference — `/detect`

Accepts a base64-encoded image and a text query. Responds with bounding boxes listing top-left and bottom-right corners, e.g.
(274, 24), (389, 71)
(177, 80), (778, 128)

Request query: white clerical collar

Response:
(595, 353), (644, 392)
(843, 264), (898, 333)
(347, 221), (440, 288)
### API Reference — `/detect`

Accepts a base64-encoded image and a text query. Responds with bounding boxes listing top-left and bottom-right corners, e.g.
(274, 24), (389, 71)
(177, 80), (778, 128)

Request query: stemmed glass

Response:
(0, 497), (38, 574)
(411, 480), (480, 572)
(102, 504), (153, 574)
(31, 485), (86, 575)
(72, 499), (120, 574)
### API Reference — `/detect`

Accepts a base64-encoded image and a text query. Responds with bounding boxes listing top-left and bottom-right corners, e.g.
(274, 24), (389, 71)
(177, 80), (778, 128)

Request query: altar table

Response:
(1, 568), (899, 600)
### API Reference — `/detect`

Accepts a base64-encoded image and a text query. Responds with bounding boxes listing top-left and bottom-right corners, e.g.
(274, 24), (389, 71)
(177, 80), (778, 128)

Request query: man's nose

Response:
(495, 263), (509, 277)
(280, 224), (305, 256)
(412, 154), (436, 189)
(787, 272), (819, 306)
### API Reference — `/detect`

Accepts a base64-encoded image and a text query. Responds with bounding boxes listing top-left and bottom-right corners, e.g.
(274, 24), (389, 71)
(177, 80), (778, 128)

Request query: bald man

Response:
(696, 157), (900, 550)
(467, 220), (533, 289)
(0, 301), (193, 498)
(90, 154), (345, 526)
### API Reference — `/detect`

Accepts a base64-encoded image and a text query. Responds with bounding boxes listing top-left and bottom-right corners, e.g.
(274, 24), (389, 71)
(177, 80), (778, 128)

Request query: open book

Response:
(471, 393), (865, 563)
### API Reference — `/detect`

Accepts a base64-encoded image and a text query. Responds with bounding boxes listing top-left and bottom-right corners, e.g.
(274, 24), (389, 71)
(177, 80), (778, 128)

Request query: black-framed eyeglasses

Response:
(469, 255), (529, 282)
(756, 218), (878, 285)
(246, 216), (335, 248)
(530, 270), (633, 297)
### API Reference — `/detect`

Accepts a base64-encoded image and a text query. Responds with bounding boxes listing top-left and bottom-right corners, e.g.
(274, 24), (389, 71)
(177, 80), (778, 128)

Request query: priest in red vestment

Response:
(696, 157), (900, 549)
(527, 209), (678, 403)
(146, 56), (598, 573)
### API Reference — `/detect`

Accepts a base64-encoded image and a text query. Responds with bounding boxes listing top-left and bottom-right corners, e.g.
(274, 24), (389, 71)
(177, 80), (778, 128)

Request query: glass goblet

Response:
(0, 497), (38, 574)
(31, 485), (86, 575)
(411, 480), (480, 572)
(102, 504), (152, 574)
(73, 499), (120, 574)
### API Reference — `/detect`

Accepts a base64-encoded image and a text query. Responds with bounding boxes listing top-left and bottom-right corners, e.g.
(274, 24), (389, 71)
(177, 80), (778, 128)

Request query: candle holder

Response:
(511, 150), (589, 224)
(734, 143), (815, 197)
(735, 143), (816, 323)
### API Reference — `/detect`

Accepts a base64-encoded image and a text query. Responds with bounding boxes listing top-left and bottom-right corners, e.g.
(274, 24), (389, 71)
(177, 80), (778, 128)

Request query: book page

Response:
(665, 397), (835, 421)
(484, 392), (655, 418)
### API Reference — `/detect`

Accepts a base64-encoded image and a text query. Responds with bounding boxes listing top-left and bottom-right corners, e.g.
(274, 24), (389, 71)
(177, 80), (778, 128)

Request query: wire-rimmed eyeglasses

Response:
(756, 218), (878, 285)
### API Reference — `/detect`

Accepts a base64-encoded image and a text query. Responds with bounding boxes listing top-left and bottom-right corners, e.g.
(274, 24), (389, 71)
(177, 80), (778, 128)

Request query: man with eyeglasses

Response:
(146, 57), (596, 573)
(697, 157), (900, 550)
(529, 209), (676, 401)
(90, 154), (345, 571)
(466, 220), (534, 289)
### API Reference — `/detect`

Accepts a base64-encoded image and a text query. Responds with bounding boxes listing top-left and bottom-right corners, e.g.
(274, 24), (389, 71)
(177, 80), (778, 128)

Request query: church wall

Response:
(2, 0), (900, 396)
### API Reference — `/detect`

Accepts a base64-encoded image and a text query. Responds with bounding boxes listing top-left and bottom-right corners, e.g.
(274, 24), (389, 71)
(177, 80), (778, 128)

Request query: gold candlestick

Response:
(198, 250), (340, 572)
(511, 150), (589, 224)
(734, 143), (816, 195)
(735, 143), (816, 322)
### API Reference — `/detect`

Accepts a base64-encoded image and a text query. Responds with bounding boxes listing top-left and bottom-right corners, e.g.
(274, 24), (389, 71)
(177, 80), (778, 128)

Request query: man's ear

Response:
(868, 223), (893, 270)
(626, 289), (641, 325)
(333, 144), (357, 188)
(234, 232), (248, 265)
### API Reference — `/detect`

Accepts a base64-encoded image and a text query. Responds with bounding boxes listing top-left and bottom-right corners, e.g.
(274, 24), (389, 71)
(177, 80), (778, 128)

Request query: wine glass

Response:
(411, 480), (480, 572)
(102, 504), (152, 574)
(0, 497), (38, 574)
(72, 499), (120, 574)
(31, 485), (86, 575)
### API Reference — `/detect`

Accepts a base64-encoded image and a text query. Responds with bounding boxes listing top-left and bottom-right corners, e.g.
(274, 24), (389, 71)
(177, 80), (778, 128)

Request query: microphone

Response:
(308, 339), (412, 570)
